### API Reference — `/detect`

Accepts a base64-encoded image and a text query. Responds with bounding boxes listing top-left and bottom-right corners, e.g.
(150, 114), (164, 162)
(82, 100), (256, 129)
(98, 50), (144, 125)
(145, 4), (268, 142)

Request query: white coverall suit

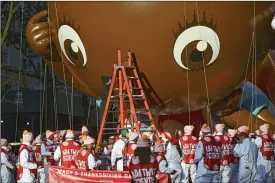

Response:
(165, 145), (183, 183)
(111, 138), (126, 171)
(233, 138), (258, 183)
(1, 147), (14, 183)
(254, 137), (275, 183)
(194, 141), (220, 183)
(17, 143), (37, 183)
(41, 140), (54, 181)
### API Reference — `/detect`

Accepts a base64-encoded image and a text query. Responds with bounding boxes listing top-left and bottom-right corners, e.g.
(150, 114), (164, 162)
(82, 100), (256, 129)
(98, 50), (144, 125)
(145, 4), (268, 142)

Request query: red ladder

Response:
(95, 50), (156, 153)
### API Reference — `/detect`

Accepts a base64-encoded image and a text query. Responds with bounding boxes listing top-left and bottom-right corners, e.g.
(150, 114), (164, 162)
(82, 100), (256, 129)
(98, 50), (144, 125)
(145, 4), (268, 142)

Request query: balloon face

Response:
(43, 2), (274, 113)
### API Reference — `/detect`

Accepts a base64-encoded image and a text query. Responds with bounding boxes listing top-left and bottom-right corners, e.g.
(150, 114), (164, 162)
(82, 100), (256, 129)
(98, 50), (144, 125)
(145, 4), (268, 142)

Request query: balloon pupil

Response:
(190, 49), (204, 62)
(69, 47), (78, 60)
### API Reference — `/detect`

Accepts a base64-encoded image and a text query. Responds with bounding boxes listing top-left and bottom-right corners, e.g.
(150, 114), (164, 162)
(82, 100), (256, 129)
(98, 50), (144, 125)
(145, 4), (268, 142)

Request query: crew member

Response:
(227, 129), (239, 183)
(32, 135), (45, 183)
(129, 135), (158, 183)
(214, 124), (231, 183)
(75, 136), (101, 170)
(166, 137), (183, 183)
(54, 130), (80, 168)
(1, 139), (15, 183)
(17, 130), (37, 183)
(153, 140), (175, 174)
(194, 124), (222, 183)
(180, 125), (198, 183)
(123, 132), (138, 170)
(254, 124), (275, 183)
(234, 125), (258, 183)
(111, 128), (128, 171)
(102, 136), (115, 169)
(41, 130), (56, 180)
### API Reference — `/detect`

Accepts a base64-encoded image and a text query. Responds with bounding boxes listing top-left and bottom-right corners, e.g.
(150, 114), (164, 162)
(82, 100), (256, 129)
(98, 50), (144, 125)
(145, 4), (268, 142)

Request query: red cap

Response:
(170, 137), (178, 145)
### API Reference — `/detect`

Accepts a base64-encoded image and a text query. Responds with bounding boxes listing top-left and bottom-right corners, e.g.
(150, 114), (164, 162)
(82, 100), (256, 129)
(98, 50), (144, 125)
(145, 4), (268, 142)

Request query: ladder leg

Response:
(95, 68), (117, 153)
(118, 50), (125, 129)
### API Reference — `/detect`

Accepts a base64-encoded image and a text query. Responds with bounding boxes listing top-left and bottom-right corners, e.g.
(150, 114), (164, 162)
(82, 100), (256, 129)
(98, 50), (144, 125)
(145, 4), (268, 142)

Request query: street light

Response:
(1, 120), (3, 123)
(26, 121), (30, 125)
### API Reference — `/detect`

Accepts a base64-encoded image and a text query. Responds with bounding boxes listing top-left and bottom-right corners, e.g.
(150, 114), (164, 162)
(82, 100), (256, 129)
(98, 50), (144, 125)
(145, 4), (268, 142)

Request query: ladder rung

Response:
(103, 132), (118, 135)
(124, 66), (136, 69)
(130, 87), (141, 90)
(127, 76), (138, 80)
(111, 94), (128, 98)
(110, 100), (130, 102)
(105, 121), (119, 124)
(104, 127), (131, 130)
(131, 94), (144, 98)
(107, 111), (119, 113)
(139, 120), (152, 122)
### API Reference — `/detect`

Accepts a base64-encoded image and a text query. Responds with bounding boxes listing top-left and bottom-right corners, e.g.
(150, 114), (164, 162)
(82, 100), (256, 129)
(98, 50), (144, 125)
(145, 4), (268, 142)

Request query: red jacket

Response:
(260, 134), (275, 161)
(201, 136), (222, 171)
(180, 135), (198, 164)
(60, 140), (80, 168)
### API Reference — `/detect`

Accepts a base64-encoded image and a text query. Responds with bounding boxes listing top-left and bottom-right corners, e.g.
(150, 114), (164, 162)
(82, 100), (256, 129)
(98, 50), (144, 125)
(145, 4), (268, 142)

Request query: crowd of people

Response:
(1, 123), (275, 183)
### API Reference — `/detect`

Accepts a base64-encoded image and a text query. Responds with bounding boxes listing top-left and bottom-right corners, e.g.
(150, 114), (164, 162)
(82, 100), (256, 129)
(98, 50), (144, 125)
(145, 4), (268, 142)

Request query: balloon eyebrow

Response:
(172, 10), (217, 42)
(58, 12), (80, 33)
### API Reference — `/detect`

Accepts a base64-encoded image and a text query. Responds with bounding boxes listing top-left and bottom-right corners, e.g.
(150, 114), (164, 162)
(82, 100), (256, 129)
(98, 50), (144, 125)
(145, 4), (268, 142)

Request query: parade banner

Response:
(49, 166), (170, 183)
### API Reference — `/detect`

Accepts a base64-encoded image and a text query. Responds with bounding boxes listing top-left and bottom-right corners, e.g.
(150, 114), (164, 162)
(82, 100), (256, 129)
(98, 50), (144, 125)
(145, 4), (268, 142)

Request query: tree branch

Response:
(1, 2), (18, 47)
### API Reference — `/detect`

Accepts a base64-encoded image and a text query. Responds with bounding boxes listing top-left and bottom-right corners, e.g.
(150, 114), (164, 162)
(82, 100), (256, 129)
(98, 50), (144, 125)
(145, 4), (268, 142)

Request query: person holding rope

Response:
(123, 132), (139, 170)
(111, 128), (129, 171)
(75, 136), (101, 170)
(194, 124), (222, 183)
(214, 124), (231, 183)
(16, 130), (38, 183)
(32, 135), (46, 183)
(1, 139), (15, 183)
(54, 130), (80, 168)
(165, 137), (183, 183)
(227, 129), (239, 183)
(128, 135), (158, 183)
(254, 124), (275, 183)
(180, 125), (198, 183)
(234, 126), (258, 183)
(41, 130), (56, 180)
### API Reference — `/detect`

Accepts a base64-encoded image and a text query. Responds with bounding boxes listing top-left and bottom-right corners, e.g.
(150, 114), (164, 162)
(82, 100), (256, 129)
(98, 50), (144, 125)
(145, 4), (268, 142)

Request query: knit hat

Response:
(46, 130), (54, 139)
(33, 135), (42, 145)
(65, 129), (75, 139)
(83, 136), (95, 145)
(81, 126), (89, 134)
(129, 132), (139, 141)
(121, 128), (128, 137)
(184, 125), (194, 135)
(259, 124), (269, 134)
(22, 130), (33, 143)
(238, 125), (249, 134)
(1, 139), (7, 147)
(215, 124), (225, 133)
(154, 140), (164, 153)
(227, 129), (237, 138)
(170, 137), (179, 145)
(136, 135), (150, 147)
(201, 124), (211, 133)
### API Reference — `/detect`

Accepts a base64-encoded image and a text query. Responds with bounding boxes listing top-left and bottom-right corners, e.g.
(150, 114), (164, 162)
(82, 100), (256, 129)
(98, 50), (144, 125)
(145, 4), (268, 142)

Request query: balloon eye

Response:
(173, 26), (220, 70)
(58, 25), (87, 67)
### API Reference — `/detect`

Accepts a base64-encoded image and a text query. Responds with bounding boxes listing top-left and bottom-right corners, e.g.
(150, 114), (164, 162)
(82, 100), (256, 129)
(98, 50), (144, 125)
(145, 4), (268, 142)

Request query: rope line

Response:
(195, 2), (212, 129)
(47, 6), (59, 131)
(54, 2), (72, 128)
(183, 2), (191, 125)
(15, 2), (24, 141)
